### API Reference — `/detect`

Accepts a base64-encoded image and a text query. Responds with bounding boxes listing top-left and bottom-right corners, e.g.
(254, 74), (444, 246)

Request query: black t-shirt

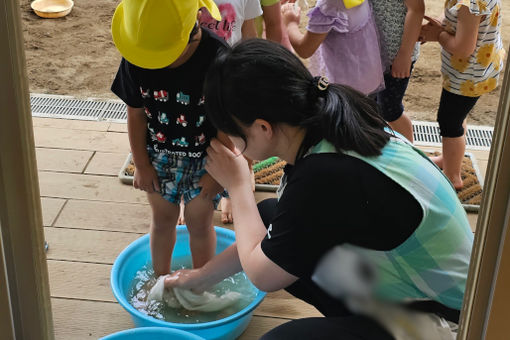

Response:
(261, 152), (423, 279)
(111, 28), (228, 158)
(259, 152), (461, 322)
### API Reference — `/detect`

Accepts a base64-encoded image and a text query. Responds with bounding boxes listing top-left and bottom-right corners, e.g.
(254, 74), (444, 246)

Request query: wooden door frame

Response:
(0, 0), (54, 338)
(459, 47), (510, 339)
(0, 1), (509, 339)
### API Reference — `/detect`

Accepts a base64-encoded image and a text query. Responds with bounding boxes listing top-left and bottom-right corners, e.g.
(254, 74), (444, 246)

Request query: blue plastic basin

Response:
(111, 226), (266, 340)
(100, 327), (205, 340)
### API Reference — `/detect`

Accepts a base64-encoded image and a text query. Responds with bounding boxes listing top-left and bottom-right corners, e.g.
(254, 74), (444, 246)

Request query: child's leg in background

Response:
(376, 67), (415, 143)
(220, 156), (254, 224)
(440, 123), (466, 189)
(147, 192), (181, 276)
(184, 195), (216, 268)
(178, 197), (185, 225)
(388, 114), (414, 143)
(220, 197), (233, 224)
(435, 90), (479, 190)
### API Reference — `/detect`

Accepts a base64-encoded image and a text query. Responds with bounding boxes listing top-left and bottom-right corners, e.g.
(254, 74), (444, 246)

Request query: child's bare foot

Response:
(430, 154), (444, 169)
(445, 172), (464, 191)
(178, 199), (185, 225)
(220, 197), (233, 224)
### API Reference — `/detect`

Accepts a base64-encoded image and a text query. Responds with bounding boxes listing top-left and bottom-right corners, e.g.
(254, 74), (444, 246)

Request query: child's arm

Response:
(391, 0), (425, 78)
(262, 2), (283, 43)
(281, 3), (327, 58)
(421, 7), (480, 58)
(241, 18), (258, 40)
(127, 105), (160, 193)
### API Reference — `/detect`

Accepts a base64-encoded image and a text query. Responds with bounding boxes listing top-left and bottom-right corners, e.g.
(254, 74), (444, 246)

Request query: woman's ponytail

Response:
(314, 81), (390, 157)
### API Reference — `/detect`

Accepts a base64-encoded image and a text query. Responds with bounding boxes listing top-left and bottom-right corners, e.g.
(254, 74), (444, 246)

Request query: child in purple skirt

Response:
(281, 0), (384, 95)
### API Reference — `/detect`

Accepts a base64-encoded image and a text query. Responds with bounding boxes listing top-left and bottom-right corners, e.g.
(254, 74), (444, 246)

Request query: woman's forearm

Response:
(229, 184), (268, 280)
(197, 243), (243, 289)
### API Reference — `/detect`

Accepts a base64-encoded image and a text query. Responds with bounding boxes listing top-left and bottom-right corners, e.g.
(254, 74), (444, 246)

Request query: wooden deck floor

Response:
(35, 117), (487, 339)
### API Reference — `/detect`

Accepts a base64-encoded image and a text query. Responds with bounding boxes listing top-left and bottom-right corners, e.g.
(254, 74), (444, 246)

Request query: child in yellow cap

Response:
(111, 0), (230, 275)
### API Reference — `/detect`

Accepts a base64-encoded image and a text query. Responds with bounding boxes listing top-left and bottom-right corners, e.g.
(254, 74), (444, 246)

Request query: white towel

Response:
(148, 275), (241, 312)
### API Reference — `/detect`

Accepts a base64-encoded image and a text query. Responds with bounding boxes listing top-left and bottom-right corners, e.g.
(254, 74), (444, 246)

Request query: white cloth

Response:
(148, 275), (242, 312)
(312, 246), (457, 340)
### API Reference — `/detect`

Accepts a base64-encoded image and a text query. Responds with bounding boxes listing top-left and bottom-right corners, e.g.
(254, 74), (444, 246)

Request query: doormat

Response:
(252, 153), (484, 212)
(120, 152), (483, 212)
(426, 151), (483, 212)
(253, 157), (286, 192)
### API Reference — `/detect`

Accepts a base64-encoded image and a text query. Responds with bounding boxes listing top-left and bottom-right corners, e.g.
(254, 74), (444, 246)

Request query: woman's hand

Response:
(164, 269), (209, 294)
(133, 164), (160, 193)
(281, 2), (300, 27)
(420, 16), (444, 43)
(205, 138), (251, 192)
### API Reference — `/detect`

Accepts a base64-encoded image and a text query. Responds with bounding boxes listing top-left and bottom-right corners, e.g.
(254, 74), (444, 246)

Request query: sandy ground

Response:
(21, 0), (509, 126)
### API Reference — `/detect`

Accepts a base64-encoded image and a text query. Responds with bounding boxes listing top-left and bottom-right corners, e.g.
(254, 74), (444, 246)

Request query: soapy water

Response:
(129, 258), (257, 324)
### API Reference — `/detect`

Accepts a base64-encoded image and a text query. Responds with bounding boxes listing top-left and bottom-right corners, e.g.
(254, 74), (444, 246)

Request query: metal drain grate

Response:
(413, 121), (493, 150)
(30, 93), (127, 122)
(102, 101), (128, 122)
(30, 94), (494, 150)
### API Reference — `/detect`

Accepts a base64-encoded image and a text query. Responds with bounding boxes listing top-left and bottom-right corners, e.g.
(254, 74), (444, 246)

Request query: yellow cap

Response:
(343, 0), (365, 9)
(111, 0), (221, 69)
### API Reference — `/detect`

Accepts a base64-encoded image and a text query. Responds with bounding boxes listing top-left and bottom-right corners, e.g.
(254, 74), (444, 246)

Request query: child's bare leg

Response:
(147, 192), (180, 276)
(184, 195), (216, 268)
(430, 154), (444, 169)
(178, 197), (186, 225)
(220, 197), (233, 224)
(220, 157), (252, 224)
(442, 121), (467, 190)
(388, 113), (414, 143)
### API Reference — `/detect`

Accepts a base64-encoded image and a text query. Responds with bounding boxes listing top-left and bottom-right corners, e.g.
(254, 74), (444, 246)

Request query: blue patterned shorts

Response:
(148, 149), (223, 208)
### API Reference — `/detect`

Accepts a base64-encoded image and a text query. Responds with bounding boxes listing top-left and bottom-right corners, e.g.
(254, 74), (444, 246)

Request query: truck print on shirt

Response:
(172, 137), (189, 148)
(154, 90), (169, 102)
(195, 133), (206, 146)
(158, 112), (169, 125)
(140, 87), (150, 99)
(156, 131), (166, 143)
(196, 115), (205, 127)
(176, 91), (190, 105)
(176, 114), (188, 127)
(148, 125), (157, 141)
